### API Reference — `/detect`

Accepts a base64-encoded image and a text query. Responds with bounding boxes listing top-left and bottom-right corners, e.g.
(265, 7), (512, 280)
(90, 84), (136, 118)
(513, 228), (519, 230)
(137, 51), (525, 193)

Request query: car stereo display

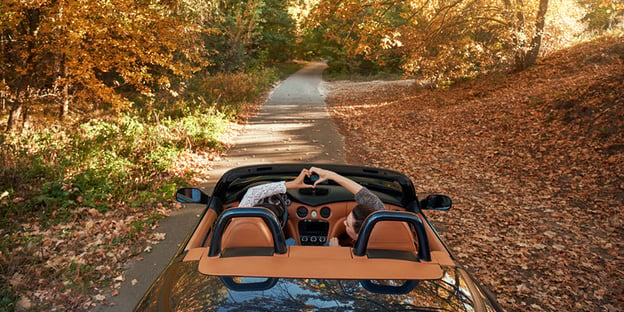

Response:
(298, 220), (329, 246)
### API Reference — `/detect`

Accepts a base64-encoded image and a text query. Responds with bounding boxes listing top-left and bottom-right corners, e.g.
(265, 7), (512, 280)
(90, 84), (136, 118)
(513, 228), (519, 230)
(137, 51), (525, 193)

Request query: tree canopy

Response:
(0, 0), (297, 131)
(0, 0), (621, 126)
(303, 0), (623, 83)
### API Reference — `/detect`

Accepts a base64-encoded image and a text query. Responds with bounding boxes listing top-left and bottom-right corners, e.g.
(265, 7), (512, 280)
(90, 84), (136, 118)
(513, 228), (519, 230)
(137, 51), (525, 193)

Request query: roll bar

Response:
(208, 208), (287, 257)
(353, 211), (431, 262)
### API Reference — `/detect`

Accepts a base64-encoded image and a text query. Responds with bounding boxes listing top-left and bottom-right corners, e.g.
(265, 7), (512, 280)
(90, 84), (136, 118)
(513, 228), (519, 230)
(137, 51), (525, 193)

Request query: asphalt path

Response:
(96, 61), (345, 311)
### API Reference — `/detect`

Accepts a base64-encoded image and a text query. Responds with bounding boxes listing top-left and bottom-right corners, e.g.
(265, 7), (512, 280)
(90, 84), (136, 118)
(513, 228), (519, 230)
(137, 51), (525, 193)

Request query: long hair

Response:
(351, 204), (377, 233)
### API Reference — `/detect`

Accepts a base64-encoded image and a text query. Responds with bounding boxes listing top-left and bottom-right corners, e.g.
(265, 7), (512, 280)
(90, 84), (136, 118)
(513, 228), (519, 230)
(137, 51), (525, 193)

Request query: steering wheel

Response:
(267, 194), (289, 229)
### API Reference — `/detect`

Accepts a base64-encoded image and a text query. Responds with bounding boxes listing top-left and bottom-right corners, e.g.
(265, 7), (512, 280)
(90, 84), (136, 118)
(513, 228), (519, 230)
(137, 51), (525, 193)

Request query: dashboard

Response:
(224, 185), (406, 246)
(286, 201), (352, 246)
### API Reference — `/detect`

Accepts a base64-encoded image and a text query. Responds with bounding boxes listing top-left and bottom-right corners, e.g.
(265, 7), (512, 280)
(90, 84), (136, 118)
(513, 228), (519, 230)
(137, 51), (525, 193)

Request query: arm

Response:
(354, 188), (385, 211)
(309, 167), (384, 210)
(239, 182), (286, 207)
(309, 167), (363, 194)
(239, 169), (313, 207)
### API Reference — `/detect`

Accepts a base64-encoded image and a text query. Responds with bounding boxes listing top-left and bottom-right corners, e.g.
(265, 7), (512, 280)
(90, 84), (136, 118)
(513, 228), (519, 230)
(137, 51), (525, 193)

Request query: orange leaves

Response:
(0, 0), (206, 120)
(1, 201), (176, 310)
(325, 35), (624, 311)
(308, 0), (612, 85)
(307, 0), (515, 81)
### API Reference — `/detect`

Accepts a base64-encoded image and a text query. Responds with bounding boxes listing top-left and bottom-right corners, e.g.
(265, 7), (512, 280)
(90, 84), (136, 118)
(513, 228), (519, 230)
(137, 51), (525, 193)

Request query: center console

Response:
(298, 220), (329, 245)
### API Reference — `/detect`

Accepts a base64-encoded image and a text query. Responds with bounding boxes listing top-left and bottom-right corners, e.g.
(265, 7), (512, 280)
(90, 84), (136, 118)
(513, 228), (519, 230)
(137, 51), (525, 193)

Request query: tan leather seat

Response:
(221, 217), (274, 250)
(365, 221), (417, 260)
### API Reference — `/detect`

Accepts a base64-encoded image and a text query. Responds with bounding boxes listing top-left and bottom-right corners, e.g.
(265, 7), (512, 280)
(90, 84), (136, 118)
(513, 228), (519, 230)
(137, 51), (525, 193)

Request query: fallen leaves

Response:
(16, 296), (32, 310)
(0, 202), (176, 310)
(152, 232), (167, 241)
(325, 35), (624, 311)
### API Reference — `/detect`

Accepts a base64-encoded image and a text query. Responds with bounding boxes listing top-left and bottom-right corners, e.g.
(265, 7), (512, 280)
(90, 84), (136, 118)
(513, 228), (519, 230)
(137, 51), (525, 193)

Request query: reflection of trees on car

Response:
(140, 263), (481, 311)
(297, 269), (479, 311)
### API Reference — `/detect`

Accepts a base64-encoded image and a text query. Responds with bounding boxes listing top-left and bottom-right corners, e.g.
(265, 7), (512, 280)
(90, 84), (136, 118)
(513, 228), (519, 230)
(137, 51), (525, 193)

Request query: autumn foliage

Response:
(304, 0), (623, 83)
(1, 0), (623, 310)
(0, 0), (207, 129)
(0, 0), (296, 131)
(325, 33), (623, 311)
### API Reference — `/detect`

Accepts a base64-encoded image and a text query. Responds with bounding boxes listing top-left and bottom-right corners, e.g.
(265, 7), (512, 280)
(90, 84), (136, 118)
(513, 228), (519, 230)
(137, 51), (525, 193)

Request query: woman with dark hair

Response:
(309, 167), (385, 246)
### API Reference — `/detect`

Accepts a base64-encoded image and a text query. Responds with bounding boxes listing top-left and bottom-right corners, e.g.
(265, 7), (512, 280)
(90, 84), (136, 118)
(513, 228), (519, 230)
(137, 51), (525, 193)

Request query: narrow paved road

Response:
(202, 61), (345, 183)
(97, 61), (345, 311)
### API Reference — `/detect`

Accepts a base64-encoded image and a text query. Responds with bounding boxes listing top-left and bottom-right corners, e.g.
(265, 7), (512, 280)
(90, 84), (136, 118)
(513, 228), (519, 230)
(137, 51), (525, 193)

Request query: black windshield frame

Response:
(212, 164), (419, 208)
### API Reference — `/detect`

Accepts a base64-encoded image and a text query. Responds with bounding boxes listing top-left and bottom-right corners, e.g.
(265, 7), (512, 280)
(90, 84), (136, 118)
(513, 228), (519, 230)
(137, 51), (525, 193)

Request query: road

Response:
(96, 61), (345, 311)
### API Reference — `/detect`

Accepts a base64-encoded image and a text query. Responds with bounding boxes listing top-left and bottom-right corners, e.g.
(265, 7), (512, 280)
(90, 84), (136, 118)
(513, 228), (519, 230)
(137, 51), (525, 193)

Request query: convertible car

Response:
(135, 164), (504, 311)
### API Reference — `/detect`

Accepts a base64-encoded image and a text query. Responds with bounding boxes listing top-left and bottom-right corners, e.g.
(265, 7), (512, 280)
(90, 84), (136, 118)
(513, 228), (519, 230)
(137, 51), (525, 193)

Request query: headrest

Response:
(221, 217), (274, 249)
(353, 210), (430, 261)
(367, 221), (417, 252)
(208, 207), (287, 257)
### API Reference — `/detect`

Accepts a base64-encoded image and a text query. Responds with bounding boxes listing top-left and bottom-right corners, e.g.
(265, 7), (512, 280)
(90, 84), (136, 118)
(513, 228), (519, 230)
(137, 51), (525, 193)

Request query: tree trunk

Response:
(58, 58), (70, 121)
(524, 0), (549, 68)
(20, 103), (30, 130)
(6, 100), (23, 132)
(511, 0), (527, 71)
(59, 90), (70, 120)
(6, 8), (41, 131)
(514, 0), (549, 71)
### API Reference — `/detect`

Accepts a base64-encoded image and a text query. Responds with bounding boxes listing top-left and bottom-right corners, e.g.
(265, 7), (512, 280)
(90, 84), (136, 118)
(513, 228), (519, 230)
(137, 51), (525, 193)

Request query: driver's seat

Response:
(220, 217), (275, 257)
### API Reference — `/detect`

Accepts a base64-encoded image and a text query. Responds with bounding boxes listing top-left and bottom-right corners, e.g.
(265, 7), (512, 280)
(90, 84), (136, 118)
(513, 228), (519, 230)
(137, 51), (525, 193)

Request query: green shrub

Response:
(0, 107), (231, 228)
(198, 68), (280, 116)
(0, 286), (17, 312)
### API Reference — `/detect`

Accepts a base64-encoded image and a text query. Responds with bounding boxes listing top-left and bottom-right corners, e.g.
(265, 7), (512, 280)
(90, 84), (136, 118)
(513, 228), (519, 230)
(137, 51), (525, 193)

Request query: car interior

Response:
(136, 166), (505, 312)
(180, 183), (455, 280)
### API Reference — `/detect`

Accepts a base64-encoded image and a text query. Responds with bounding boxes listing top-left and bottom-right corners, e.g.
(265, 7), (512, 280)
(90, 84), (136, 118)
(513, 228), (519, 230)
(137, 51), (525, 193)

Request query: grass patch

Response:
(0, 64), (292, 310)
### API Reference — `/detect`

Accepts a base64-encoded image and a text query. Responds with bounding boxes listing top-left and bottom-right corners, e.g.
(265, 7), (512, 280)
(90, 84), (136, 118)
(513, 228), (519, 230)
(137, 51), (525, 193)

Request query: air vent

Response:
(296, 206), (308, 218)
(298, 188), (329, 196)
(320, 207), (331, 218)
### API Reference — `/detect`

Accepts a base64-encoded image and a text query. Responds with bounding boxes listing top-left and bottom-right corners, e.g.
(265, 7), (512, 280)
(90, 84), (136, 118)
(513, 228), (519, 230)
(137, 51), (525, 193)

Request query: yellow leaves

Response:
(158, 76), (171, 89)
(381, 32), (403, 49)
(2, 0), (206, 118)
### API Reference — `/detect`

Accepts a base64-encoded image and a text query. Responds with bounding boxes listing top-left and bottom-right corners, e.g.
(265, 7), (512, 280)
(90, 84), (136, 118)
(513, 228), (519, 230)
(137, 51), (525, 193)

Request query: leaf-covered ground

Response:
(324, 34), (623, 311)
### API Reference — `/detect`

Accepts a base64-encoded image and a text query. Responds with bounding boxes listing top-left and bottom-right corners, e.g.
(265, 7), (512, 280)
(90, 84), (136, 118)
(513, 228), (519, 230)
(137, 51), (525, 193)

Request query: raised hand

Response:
(285, 168), (315, 189)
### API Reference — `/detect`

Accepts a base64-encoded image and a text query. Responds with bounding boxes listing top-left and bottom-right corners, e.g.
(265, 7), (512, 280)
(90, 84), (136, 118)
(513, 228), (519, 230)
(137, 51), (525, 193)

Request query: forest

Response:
(1, 0), (622, 310)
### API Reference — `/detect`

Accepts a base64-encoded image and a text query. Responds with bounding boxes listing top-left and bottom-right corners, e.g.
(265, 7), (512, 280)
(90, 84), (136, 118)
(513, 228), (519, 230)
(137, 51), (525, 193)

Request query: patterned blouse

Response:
(239, 182), (286, 207)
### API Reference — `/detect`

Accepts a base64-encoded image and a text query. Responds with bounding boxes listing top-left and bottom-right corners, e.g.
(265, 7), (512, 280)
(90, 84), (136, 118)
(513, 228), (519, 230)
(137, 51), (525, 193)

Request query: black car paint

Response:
(136, 256), (489, 312)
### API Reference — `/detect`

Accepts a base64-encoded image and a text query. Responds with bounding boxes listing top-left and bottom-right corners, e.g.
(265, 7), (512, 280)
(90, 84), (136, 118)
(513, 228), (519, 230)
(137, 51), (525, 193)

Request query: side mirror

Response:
(176, 188), (210, 204)
(421, 195), (452, 211)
